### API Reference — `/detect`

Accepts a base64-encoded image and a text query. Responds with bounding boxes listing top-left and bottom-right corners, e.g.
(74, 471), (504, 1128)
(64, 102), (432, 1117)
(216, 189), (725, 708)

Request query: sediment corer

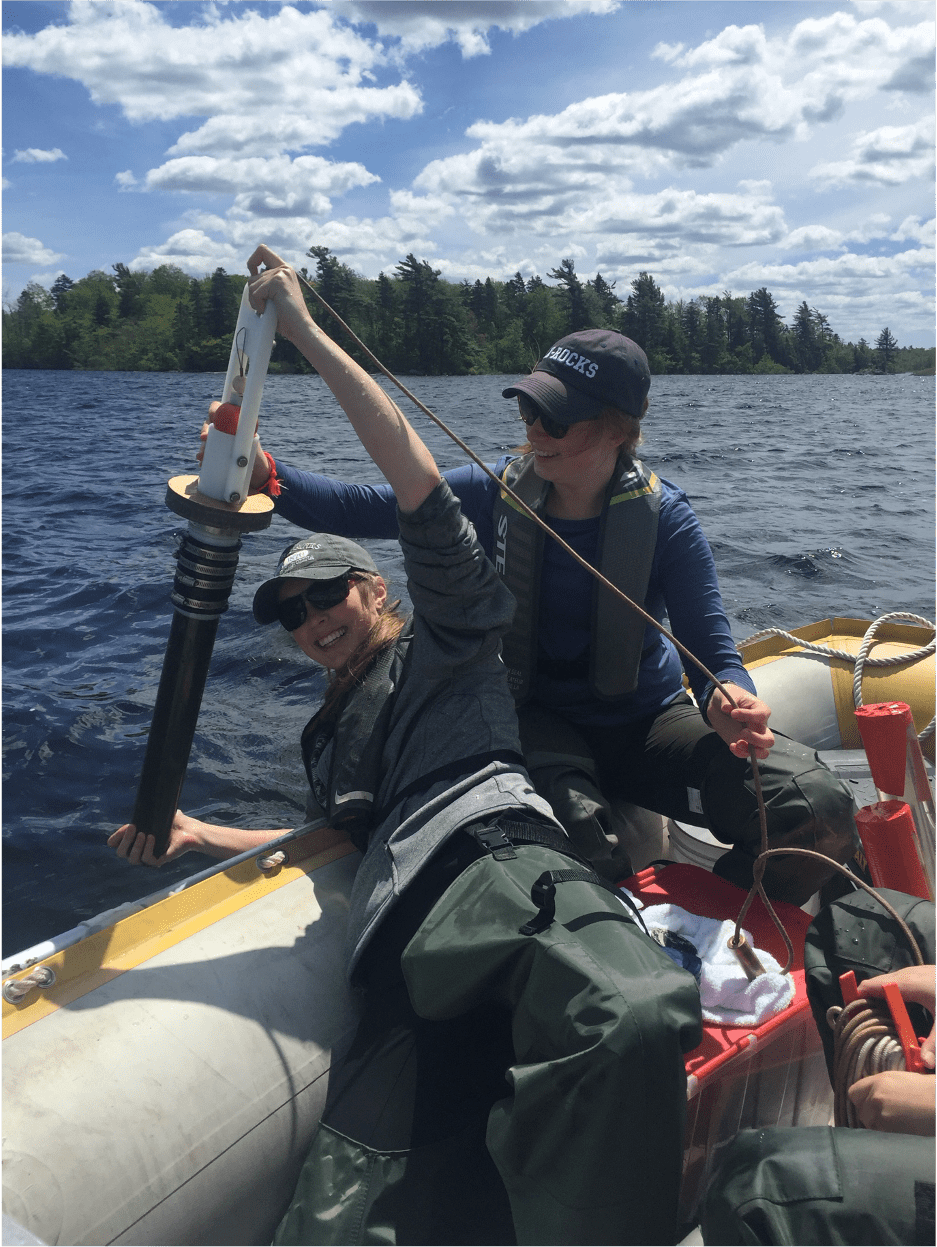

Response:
(198, 284), (277, 504)
(853, 701), (935, 901)
(130, 282), (275, 858)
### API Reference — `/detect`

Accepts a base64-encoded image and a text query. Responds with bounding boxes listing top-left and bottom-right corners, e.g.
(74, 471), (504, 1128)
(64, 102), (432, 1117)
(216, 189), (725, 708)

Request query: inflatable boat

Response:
(3, 616), (934, 1246)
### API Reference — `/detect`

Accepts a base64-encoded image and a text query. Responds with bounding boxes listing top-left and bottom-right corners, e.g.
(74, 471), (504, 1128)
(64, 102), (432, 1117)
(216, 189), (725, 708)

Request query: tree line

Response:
(3, 249), (933, 377)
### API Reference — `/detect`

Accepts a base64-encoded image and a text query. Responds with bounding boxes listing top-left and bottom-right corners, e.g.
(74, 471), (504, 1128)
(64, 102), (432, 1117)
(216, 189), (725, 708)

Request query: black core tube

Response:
(130, 528), (241, 857)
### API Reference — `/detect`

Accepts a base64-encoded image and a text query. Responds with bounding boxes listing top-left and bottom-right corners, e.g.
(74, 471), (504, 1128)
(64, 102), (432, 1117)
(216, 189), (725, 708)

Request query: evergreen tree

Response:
(588, 272), (620, 322)
(50, 273), (74, 314)
(875, 327), (898, 372)
(746, 287), (787, 368)
(112, 262), (146, 320)
(792, 302), (819, 373)
(548, 258), (588, 333)
(852, 337), (873, 373)
(622, 272), (667, 364)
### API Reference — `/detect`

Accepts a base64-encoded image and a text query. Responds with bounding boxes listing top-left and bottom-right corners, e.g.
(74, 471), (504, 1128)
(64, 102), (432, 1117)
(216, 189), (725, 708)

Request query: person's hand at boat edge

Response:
(108, 811), (286, 866)
(706, 683), (774, 760)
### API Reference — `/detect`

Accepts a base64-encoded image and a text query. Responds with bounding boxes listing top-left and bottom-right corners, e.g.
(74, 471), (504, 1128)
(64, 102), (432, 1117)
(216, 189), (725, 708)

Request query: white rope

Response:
(738, 612), (935, 742)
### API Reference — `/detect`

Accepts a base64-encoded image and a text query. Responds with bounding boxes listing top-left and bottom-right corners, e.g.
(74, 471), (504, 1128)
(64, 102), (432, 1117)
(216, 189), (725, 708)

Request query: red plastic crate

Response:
(620, 864), (834, 1226)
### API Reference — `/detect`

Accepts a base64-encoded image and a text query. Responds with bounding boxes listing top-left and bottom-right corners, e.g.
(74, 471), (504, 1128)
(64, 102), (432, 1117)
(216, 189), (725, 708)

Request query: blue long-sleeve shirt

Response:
(273, 455), (756, 726)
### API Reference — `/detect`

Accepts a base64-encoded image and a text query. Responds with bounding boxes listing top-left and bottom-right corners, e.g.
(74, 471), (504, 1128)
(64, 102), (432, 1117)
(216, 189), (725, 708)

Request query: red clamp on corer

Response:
(838, 971), (927, 1073)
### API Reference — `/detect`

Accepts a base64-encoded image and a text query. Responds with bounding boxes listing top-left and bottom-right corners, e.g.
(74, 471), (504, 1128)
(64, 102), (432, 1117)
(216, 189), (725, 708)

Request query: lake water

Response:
(3, 369), (934, 953)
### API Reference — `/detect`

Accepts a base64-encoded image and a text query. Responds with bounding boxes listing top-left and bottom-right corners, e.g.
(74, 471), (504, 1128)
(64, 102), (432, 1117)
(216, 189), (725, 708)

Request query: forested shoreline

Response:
(3, 248), (933, 377)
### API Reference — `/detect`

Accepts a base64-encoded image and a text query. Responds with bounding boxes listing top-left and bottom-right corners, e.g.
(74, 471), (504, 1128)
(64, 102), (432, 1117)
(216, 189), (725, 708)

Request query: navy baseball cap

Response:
(502, 329), (651, 427)
(253, 534), (378, 625)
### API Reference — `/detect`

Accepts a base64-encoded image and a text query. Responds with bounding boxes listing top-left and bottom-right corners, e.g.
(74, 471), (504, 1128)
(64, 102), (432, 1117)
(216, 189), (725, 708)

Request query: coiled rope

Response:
(827, 995), (909, 1127)
(738, 612), (935, 741)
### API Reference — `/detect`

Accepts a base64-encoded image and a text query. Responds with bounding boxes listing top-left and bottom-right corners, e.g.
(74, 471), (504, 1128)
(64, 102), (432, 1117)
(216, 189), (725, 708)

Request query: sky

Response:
(3, 0), (934, 346)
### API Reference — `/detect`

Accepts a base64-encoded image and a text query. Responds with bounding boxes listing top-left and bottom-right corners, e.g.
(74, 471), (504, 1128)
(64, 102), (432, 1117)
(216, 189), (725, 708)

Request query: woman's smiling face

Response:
(525, 412), (624, 495)
(278, 575), (386, 671)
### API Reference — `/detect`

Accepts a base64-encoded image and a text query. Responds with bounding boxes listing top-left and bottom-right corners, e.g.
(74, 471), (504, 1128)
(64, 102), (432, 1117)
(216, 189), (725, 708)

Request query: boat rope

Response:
(738, 613), (936, 742)
(827, 996), (909, 1127)
(289, 270), (923, 989)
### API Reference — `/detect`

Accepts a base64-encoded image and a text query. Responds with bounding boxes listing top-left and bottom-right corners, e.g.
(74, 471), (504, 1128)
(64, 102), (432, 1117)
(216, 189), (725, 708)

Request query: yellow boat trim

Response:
(2, 828), (357, 1040)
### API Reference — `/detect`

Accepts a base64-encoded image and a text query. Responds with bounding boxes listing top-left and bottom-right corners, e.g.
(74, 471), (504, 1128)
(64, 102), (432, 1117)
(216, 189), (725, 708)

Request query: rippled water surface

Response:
(3, 370), (934, 952)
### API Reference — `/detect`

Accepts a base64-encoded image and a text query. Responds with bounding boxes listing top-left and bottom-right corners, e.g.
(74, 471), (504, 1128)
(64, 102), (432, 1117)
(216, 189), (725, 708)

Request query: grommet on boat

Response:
(256, 850), (288, 873)
(2, 966), (56, 1005)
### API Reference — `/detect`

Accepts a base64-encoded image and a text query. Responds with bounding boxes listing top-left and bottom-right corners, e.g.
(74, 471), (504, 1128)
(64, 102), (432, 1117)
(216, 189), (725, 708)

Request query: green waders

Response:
(275, 824), (703, 1246)
(700, 889), (936, 1246)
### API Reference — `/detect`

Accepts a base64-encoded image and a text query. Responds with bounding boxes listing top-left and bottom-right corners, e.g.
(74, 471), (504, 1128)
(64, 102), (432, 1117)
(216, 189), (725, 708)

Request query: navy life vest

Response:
(491, 452), (661, 704)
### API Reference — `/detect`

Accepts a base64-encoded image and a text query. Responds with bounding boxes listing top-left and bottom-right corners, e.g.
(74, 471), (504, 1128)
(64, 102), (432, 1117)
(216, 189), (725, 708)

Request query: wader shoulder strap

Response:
(590, 455), (661, 700)
(492, 455), (549, 706)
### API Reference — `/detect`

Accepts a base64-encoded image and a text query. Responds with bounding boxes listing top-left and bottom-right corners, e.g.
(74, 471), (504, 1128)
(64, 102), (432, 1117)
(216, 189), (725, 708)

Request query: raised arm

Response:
(245, 245), (441, 514)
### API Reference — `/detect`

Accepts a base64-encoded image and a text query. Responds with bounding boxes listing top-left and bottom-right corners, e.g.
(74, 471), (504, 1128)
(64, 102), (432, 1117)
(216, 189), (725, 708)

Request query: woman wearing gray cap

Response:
(113, 245), (703, 1247)
(245, 277), (856, 908)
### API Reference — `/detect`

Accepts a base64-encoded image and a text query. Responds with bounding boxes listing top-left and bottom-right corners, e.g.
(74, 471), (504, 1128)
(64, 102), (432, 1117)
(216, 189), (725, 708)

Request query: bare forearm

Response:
(183, 816), (286, 860)
(245, 247), (441, 512)
(288, 319), (440, 511)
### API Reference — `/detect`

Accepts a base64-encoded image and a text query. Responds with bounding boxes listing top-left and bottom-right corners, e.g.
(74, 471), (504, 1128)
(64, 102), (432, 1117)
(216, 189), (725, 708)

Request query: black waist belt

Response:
(464, 815), (648, 938)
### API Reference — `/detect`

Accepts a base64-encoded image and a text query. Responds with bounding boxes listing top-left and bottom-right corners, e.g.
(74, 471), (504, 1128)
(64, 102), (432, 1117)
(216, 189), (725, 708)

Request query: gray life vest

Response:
(491, 452), (661, 704)
(301, 636), (411, 850)
(300, 631), (526, 851)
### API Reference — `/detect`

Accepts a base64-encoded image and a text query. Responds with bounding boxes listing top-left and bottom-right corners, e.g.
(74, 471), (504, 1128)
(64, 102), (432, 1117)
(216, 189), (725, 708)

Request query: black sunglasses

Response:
(276, 574), (353, 633)
(517, 393), (568, 440)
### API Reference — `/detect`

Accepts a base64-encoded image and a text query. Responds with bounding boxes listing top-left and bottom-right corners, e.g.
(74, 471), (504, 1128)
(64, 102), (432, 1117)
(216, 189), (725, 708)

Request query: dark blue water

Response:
(4, 370), (934, 953)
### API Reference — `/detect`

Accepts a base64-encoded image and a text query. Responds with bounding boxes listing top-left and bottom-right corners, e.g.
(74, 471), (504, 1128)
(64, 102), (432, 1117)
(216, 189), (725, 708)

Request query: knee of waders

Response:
(708, 747), (858, 906)
(526, 764), (634, 880)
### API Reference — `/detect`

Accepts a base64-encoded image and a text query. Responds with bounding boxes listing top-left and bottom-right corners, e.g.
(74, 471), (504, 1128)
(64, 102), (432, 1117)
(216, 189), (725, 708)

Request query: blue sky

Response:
(3, 0), (934, 345)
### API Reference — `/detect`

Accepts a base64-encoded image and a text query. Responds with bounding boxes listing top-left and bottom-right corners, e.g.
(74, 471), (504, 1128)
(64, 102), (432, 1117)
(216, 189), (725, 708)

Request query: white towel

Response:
(621, 893), (795, 1027)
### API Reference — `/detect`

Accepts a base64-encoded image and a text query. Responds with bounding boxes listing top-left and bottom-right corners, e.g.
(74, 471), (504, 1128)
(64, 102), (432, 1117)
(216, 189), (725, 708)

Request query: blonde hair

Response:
(317, 571), (407, 726)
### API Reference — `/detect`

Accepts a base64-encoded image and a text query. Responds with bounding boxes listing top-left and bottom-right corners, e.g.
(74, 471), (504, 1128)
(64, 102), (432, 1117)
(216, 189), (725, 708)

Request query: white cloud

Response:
(341, 1), (620, 59)
(11, 147), (66, 163)
(115, 170), (137, 190)
(142, 154), (379, 219)
(2, 1), (421, 151)
(810, 117), (935, 186)
(779, 224), (845, 251)
(129, 229), (243, 275)
(891, 215), (935, 244)
(2, 232), (65, 265)
(724, 246), (934, 297)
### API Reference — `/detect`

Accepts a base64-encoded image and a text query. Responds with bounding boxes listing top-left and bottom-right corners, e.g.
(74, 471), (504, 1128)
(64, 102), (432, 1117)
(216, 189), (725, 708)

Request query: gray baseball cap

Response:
(502, 329), (651, 427)
(252, 534), (378, 625)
